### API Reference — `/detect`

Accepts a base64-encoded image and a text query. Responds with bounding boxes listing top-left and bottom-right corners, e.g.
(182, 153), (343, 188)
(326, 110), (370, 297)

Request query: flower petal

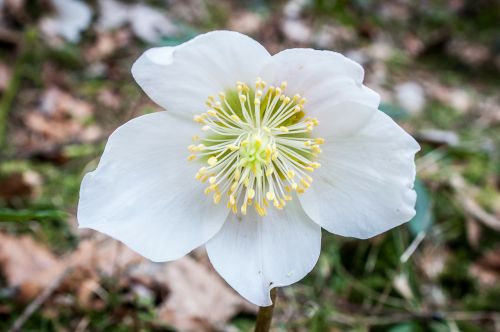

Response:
(259, 48), (379, 137)
(78, 111), (229, 262)
(206, 199), (321, 306)
(299, 111), (420, 239)
(131, 30), (271, 116)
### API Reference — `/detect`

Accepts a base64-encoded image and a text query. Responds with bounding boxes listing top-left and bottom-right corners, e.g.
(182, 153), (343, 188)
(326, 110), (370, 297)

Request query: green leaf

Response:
(380, 103), (410, 121)
(0, 208), (66, 222)
(408, 178), (433, 236)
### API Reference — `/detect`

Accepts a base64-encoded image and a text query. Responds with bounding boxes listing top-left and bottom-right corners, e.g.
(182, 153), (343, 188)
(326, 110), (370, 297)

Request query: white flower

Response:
(78, 31), (419, 306)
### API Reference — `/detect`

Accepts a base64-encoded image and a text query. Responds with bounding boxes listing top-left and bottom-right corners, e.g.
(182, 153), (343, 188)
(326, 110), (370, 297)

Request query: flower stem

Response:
(254, 288), (277, 332)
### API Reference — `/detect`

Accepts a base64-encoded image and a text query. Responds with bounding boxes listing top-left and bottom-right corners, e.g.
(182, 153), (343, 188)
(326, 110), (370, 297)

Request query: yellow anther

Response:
(193, 115), (205, 123)
(283, 97), (291, 104)
(187, 155), (196, 161)
(192, 135), (200, 141)
(229, 194), (236, 206)
(284, 186), (291, 193)
(209, 176), (216, 184)
(234, 169), (241, 181)
(304, 166), (314, 172)
(279, 126), (289, 133)
(230, 182), (238, 192)
(265, 168), (274, 176)
(304, 140), (312, 147)
(254, 98), (261, 105)
(300, 178), (310, 188)
(255, 203), (266, 216)
(239, 95), (247, 103)
(310, 162), (321, 169)
(247, 188), (255, 199)
(266, 191), (275, 201)
(204, 187), (212, 195)
(241, 203), (247, 215)
(293, 94), (300, 101)
(287, 170), (295, 178)
(284, 195), (292, 201)
(218, 92), (226, 99)
(315, 138), (325, 144)
(275, 87), (282, 95)
(208, 157), (218, 166)
(300, 97), (307, 105)
(213, 193), (221, 204)
(256, 90), (263, 97)
(297, 187), (305, 194)
(207, 109), (217, 116)
(294, 105), (301, 113)
(280, 82), (287, 90)
(230, 114), (240, 122)
(291, 182), (298, 190)
(312, 145), (322, 154)
(228, 144), (239, 152)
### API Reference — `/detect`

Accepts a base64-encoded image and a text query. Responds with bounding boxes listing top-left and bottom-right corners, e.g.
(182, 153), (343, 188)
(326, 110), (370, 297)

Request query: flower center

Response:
(188, 78), (324, 216)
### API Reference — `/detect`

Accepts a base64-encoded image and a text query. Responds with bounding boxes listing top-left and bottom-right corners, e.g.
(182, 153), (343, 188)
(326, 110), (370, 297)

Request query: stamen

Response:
(188, 78), (324, 215)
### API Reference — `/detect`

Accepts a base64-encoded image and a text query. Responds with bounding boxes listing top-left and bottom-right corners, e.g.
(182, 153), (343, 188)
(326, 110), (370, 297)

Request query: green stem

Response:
(254, 288), (277, 332)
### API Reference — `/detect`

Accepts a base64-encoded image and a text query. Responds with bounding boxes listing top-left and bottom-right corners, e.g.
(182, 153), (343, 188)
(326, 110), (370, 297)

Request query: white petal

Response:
(131, 31), (271, 116)
(206, 199), (321, 306)
(40, 0), (92, 42)
(78, 112), (229, 262)
(299, 111), (420, 239)
(259, 48), (379, 137)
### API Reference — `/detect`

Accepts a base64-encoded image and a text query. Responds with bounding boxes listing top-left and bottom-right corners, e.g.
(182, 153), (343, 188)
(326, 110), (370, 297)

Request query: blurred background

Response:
(0, 0), (499, 331)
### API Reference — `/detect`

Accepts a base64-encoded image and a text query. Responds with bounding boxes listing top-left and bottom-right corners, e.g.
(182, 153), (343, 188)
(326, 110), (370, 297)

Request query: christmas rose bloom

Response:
(78, 31), (419, 306)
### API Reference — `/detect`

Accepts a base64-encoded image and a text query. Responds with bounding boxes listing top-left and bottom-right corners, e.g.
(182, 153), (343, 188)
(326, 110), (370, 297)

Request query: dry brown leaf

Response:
(228, 11), (263, 34)
(20, 87), (101, 150)
(470, 248), (500, 288)
(0, 173), (33, 202)
(41, 87), (93, 119)
(0, 232), (253, 329)
(0, 233), (65, 300)
(418, 245), (449, 280)
(157, 255), (255, 332)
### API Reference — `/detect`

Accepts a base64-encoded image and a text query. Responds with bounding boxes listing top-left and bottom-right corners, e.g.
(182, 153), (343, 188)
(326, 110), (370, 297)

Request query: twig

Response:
(8, 267), (73, 332)
(400, 231), (426, 263)
(328, 310), (500, 327)
(450, 175), (500, 231)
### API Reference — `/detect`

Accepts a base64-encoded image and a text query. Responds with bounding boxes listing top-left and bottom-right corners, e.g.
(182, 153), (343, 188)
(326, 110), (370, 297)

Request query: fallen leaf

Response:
(470, 248), (500, 288)
(228, 11), (263, 34)
(157, 255), (255, 331)
(0, 171), (41, 203)
(0, 233), (65, 300)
